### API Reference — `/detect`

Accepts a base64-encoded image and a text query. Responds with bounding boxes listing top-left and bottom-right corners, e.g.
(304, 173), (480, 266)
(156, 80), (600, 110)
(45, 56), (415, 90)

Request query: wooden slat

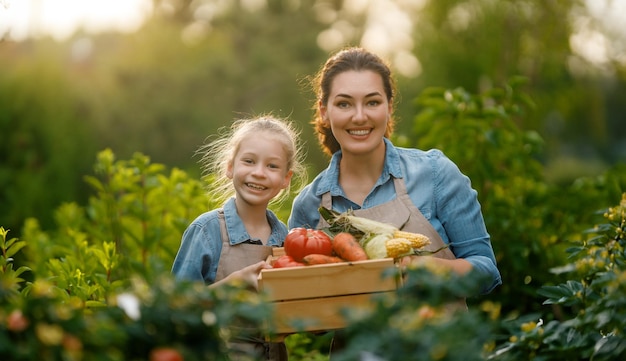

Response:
(272, 247), (286, 257)
(259, 258), (399, 301)
(269, 292), (393, 334)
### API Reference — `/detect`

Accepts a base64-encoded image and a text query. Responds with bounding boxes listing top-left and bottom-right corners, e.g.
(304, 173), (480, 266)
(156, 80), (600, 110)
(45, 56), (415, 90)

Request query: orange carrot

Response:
(332, 232), (368, 261)
(302, 254), (345, 265)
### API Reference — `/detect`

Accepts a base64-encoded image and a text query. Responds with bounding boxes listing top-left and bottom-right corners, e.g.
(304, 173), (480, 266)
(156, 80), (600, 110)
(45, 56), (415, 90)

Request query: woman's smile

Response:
(347, 128), (372, 136)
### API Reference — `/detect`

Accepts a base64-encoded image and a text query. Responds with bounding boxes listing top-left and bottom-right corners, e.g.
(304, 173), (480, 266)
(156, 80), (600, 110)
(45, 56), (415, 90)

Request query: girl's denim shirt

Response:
(172, 197), (287, 284)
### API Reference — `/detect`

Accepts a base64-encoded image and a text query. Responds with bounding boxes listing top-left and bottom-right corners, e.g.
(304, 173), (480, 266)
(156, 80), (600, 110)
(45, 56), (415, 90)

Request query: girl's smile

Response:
(228, 133), (292, 208)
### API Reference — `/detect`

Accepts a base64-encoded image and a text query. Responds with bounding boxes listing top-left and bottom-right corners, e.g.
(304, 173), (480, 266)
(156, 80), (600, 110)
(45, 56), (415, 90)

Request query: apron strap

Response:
(392, 178), (456, 260)
(215, 211), (288, 360)
(215, 210), (230, 281)
(214, 210), (274, 281)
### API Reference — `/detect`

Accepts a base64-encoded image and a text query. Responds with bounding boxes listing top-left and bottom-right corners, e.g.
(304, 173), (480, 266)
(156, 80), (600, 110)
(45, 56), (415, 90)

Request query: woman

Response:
(288, 47), (501, 295)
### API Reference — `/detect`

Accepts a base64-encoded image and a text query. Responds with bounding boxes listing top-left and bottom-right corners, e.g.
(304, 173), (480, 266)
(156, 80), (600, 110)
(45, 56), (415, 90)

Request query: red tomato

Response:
(284, 228), (333, 262)
(272, 255), (305, 268)
(150, 347), (183, 361)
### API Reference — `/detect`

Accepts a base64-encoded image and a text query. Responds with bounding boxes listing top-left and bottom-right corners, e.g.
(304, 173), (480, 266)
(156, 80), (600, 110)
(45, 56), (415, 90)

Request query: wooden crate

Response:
(259, 248), (401, 334)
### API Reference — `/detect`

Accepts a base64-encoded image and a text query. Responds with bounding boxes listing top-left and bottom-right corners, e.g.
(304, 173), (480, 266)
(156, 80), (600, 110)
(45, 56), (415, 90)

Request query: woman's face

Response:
(320, 70), (392, 157)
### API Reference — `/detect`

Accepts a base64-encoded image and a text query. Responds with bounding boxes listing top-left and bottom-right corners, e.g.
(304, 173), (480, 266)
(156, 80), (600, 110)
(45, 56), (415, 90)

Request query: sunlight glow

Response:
(0, 0), (152, 41)
(241, 0), (266, 13)
(569, 0), (626, 67)
(2, 0), (625, 73)
(351, 0), (421, 78)
(570, 28), (610, 65)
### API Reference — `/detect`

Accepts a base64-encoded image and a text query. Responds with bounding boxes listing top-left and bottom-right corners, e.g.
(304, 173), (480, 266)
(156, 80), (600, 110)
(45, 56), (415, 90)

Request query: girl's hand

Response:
(230, 260), (272, 290)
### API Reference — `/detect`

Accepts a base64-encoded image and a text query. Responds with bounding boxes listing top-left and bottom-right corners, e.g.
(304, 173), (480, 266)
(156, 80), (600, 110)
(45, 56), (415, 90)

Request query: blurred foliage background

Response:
(2, 1), (626, 358)
(2, 0), (625, 234)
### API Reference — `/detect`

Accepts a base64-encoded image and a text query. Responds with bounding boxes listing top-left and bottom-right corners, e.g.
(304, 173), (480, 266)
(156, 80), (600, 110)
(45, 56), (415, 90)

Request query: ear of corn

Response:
(393, 230), (430, 249)
(385, 238), (413, 258)
(340, 214), (397, 235)
(319, 207), (433, 259)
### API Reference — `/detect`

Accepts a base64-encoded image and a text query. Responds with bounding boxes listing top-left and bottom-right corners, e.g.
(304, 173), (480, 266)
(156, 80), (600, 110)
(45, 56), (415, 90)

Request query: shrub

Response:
(0, 150), (284, 360)
(492, 193), (626, 360)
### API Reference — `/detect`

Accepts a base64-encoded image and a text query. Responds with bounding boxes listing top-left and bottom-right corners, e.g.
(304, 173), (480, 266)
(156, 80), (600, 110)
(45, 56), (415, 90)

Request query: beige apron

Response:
(320, 177), (465, 358)
(318, 177), (456, 260)
(215, 210), (288, 361)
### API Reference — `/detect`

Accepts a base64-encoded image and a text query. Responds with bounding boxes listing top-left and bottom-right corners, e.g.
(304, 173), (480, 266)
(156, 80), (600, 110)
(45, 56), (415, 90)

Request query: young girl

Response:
(172, 115), (306, 361)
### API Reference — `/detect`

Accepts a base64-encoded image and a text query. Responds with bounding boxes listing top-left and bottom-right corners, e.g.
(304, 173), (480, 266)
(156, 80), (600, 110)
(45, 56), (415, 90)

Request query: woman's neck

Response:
(338, 143), (386, 205)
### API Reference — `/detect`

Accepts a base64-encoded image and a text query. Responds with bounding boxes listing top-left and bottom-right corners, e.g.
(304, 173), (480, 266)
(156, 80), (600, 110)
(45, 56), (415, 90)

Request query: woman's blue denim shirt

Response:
(172, 197), (287, 284)
(288, 138), (502, 294)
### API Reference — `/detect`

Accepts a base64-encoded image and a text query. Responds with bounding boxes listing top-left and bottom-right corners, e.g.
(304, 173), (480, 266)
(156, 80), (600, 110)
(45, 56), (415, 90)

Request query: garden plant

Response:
(1, 81), (625, 360)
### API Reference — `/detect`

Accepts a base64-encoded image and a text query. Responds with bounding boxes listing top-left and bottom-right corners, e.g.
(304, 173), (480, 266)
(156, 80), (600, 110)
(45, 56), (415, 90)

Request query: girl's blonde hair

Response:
(198, 114), (307, 206)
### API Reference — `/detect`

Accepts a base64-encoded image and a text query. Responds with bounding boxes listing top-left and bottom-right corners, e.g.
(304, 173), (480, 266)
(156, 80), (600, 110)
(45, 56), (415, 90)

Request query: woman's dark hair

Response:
(310, 47), (397, 156)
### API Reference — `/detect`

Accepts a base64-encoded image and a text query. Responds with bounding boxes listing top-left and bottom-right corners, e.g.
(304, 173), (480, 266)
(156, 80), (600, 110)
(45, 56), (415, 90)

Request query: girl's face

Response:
(320, 70), (392, 157)
(227, 132), (293, 208)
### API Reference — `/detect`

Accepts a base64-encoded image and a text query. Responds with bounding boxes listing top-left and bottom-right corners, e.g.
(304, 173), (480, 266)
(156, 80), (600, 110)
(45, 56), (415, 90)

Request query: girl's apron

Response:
(215, 210), (288, 361)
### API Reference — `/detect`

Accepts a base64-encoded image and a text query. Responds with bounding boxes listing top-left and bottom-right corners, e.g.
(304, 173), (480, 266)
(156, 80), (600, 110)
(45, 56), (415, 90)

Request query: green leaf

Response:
(538, 281), (583, 305)
(5, 240), (27, 258)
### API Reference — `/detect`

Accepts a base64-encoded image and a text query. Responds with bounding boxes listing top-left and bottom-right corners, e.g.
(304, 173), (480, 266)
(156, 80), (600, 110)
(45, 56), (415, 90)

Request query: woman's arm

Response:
(433, 153), (502, 294)
(288, 186), (322, 229)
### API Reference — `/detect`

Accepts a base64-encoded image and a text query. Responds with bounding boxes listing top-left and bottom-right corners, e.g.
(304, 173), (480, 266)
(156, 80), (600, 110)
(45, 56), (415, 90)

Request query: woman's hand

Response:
(398, 256), (473, 275)
(399, 256), (471, 311)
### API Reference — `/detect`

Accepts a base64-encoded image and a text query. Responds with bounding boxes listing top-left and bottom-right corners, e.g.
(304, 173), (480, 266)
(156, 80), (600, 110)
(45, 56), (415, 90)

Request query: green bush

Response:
(0, 273), (275, 361)
(329, 265), (499, 361)
(2, 80), (625, 360)
(0, 149), (312, 360)
(2, 149), (626, 360)
(492, 193), (626, 360)
(18, 149), (211, 304)
(404, 79), (626, 318)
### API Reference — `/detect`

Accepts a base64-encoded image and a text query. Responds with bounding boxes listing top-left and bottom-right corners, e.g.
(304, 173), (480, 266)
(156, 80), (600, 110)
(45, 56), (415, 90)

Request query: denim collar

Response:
(315, 138), (403, 197)
(222, 198), (283, 246)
